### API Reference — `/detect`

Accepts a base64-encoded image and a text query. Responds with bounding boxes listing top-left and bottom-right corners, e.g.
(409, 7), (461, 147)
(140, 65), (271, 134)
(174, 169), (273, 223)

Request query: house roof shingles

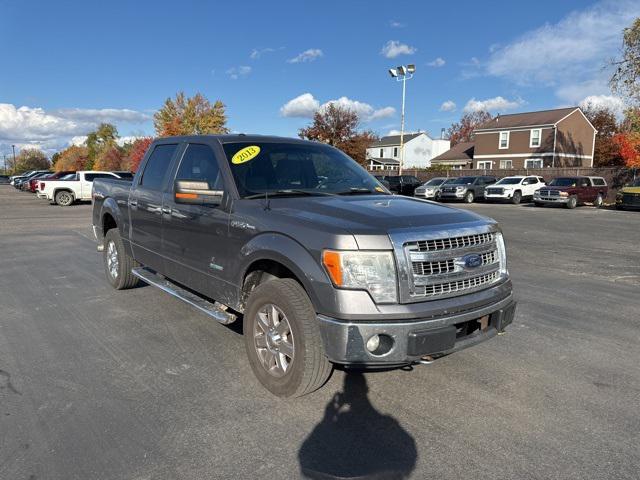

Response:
(369, 157), (400, 165)
(431, 141), (475, 162)
(474, 107), (578, 131)
(368, 132), (425, 147)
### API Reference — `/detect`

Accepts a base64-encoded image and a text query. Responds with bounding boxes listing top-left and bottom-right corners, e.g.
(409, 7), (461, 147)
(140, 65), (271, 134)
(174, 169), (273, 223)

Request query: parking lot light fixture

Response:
(388, 64), (415, 175)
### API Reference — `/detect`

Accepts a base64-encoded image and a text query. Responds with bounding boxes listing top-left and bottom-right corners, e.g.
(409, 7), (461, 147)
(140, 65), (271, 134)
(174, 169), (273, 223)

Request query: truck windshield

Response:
(449, 177), (475, 185)
(549, 178), (578, 187)
(222, 142), (387, 198)
(495, 178), (522, 185)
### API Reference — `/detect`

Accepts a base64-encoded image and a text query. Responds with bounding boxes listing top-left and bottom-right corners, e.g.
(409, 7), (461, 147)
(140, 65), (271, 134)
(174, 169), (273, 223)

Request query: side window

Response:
(592, 178), (605, 186)
(140, 144), (178, 190)
(579, 178), (590, 187)
(527, 176), (538, 184)
(175, 144), (223, 190)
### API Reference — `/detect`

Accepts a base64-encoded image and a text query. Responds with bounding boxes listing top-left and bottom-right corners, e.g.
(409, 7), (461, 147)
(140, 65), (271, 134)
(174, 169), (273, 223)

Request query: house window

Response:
(530, 129), (541, 147)
(393, 147), (398, 157)
(525, 159), (543, 169)
(499, 131), (509, 149)
(477, 161), (492, 170)
(379, 148), (384, 158)
(500, 160), (513, 169)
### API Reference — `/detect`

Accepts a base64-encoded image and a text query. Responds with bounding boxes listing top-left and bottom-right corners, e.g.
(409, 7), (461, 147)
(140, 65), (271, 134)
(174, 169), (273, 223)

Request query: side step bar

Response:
(131, 267), (236, 325)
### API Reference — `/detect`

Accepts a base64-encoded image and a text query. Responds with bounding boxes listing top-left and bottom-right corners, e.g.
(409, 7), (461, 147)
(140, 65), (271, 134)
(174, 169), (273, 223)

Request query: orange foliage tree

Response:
(127, 137), (153, 172)
(54, 145), (89, 172)
(613, 132), (640, 168)
(94, 145), (125, 171)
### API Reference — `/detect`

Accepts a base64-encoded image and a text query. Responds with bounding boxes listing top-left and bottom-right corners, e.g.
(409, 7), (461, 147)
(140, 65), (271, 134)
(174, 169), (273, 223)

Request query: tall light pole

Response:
(11, 144), (16, 174)
(388, 64), (415, 175)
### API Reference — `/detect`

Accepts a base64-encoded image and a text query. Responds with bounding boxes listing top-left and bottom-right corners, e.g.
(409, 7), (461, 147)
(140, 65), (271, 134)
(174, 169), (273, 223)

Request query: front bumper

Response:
(439, 191), (466, 200)
(317, 294), (516, 365)
(533, 195), (569, 204)
(485, 192), (513, 201)
(414, 190), (437, 199)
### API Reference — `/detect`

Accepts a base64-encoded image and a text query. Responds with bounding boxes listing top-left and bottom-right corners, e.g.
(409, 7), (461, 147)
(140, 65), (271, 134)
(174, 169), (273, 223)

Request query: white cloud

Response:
(439, 100), (456, 112)
(226, 66), (252, 79)
(463, 96), (524, 113)
(380, 40), (416, 58)
(249, 47), (276, 60)
(486, 0), (640, 87)
(389, 21), (405, 28)
(427, 57), (445, 67)
(0, 103), (151, 155)
(287, 49), (323, 63)
(280, 94), (395, 121)
(386, 129), (402, 136)
(579, 94), (625, 117)
(280, 93), (321, 118)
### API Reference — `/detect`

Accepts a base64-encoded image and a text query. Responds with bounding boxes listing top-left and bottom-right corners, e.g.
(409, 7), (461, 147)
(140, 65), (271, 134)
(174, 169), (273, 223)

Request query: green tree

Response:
(85, 123), (119, 169)
(15, 148), (50, 173)
(154, 92), (228, 136)
(610, 18), (640, 105)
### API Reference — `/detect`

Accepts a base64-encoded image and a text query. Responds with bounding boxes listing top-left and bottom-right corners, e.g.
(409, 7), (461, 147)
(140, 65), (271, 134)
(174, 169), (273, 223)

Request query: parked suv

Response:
(615, 177), (640, 210)
(92, 135), (515, 397)
(439, 176), (497, 203)
(533, 176), (608, 209)
(414, 177), (448, 200)
(484, 176), (545, 204)
(383, 175), (422, 196)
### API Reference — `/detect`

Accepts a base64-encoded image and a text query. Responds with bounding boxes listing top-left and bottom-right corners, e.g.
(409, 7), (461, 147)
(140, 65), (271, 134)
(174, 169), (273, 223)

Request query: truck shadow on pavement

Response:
(298, 372), (417, 479)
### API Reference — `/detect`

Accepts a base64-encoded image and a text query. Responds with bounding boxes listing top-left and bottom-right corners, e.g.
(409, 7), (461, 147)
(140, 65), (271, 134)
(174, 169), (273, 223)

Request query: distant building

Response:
(366, 132), (450, 170)
(430, 141), (474, 170)
(472, 107), (596, 169)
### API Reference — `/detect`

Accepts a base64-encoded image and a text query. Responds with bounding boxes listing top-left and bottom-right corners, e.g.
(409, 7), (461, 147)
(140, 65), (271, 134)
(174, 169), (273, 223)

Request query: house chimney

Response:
(440, 128), (445, 139)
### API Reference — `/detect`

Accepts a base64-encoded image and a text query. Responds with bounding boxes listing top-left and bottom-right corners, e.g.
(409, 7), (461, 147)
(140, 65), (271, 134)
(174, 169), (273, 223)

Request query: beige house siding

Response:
(474, 127), (554, 157)
(555, 109), (595, 166)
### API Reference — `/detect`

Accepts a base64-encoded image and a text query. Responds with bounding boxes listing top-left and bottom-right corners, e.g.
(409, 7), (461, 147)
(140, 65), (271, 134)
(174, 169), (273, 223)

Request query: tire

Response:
(565, 196), (578, 209)
(511, 191), (522, 204)
(103, 228), (140, 290)
(55, 190), (74, 206)
(463, 191), (475, 203)
(594, 194), (603, 208)
(244, 278), (332, 397)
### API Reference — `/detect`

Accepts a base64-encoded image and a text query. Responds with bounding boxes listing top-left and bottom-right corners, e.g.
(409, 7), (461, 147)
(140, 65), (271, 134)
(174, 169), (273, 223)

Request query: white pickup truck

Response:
(484, 176), (546, 204)
(40, 171), (125, 206)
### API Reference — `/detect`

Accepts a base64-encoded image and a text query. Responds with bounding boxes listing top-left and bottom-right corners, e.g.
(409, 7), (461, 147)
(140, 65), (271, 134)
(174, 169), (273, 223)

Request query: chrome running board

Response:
(131, 267), (236, 325)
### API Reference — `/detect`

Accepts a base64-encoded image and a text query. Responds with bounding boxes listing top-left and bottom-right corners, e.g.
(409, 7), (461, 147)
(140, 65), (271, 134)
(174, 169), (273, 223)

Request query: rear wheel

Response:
(103, 229), (140, 290)
(55, 190), (74, 206)
(511, 191), (522, 204)
(244, 278), (332, 397)
(565, 196), (578, 209)
(464, 191), (474, 203)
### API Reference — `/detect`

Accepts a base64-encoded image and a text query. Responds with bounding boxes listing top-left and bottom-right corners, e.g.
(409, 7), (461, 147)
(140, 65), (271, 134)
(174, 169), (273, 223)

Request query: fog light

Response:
(366, 335), (380, 352)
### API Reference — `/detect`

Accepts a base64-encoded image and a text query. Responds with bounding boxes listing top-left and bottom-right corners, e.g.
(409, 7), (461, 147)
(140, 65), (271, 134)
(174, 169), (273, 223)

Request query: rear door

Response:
(129, 143), (181, 272)
(161, 142), (231, 298)
(578, 177), (594, 202)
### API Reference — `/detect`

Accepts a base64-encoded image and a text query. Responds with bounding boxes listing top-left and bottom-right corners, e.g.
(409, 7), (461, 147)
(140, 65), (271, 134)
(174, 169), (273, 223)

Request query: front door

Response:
(129, 143), (181, 272)
(161, 143), (231, 300)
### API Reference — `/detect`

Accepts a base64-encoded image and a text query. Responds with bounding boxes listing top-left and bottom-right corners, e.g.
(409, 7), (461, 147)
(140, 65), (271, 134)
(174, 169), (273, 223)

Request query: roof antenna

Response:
(263, 189), (270, 211)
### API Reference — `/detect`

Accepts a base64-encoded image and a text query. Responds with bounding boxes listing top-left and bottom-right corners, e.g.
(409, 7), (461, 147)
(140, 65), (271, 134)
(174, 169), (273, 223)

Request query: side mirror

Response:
(174, 179), (223, 206)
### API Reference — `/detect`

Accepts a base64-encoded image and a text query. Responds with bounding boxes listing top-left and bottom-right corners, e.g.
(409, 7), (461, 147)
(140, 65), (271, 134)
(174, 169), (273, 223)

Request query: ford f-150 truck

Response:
(92, 135), (516, 397)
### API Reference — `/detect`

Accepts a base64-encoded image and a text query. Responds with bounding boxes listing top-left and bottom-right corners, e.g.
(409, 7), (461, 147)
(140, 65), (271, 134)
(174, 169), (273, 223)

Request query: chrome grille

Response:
(404, 231), (501, 300)
(539, 189), (559, 197)
(486, 188), (504, 195)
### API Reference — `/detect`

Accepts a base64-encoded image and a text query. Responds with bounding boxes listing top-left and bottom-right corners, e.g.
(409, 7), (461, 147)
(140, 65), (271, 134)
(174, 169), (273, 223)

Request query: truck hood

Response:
(621, 186), (640, 194)
(267, 194), (489, 235)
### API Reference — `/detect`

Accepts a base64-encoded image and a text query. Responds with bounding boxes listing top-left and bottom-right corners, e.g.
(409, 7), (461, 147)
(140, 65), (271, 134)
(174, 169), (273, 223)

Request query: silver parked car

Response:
(413, 177), (448, 200)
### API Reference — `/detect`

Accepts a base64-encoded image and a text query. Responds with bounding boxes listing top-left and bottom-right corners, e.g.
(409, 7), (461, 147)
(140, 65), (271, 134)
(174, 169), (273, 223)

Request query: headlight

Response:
(322, 250), (398, 303)
(559, 191), (569, 197)
(495, 232), (508, 275)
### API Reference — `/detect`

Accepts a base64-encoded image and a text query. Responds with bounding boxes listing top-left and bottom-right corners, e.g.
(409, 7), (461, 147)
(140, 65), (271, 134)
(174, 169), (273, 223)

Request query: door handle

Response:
(129, 200), (138, 207)
(162, 207), (171, 215)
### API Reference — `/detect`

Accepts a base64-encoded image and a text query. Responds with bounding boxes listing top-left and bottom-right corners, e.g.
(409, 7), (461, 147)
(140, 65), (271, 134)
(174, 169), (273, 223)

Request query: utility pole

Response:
(388, 64), (415, 176)
(11, 144), (16, 174)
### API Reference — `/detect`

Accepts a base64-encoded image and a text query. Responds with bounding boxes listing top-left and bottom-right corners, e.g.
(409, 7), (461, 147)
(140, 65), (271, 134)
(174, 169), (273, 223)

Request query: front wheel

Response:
(565, 196), (578, 209)
(55, 190), (74, 206)
(244, 278), (332, 397)
(511, 191), (522, 204)
(103, 229), (140, 290)
(464, 191), (475, 203)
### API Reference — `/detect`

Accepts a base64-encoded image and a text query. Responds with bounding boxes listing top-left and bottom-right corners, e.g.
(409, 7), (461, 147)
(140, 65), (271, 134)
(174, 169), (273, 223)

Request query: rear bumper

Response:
(317, 294), (516, 366)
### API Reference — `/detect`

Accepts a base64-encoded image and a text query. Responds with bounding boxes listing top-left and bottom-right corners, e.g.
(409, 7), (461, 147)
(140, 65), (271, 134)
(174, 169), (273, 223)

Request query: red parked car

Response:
(33, 171), (76, 194)
(533, 176), (608, 209)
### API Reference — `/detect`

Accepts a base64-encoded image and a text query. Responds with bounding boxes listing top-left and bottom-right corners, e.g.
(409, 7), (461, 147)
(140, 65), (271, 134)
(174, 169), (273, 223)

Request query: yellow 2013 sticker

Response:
(232, 145), (261, 164)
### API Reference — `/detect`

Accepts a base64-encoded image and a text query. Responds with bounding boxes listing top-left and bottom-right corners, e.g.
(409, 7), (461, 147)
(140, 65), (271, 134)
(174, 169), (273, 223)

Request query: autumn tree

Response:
(94, 145), (126, 171)
(298, 103), (379, 167)
(610, 18), (640, 105)
(54, 145), (89, 172)
(447, 110), (494, 146)
(154, 92), (228, 136)
(582, 103), (622, 166)
(613, 132), (640, 168)
(85, 123), (119, 169)
(126, 137), (154, 172)
(15, 148), (50, 173)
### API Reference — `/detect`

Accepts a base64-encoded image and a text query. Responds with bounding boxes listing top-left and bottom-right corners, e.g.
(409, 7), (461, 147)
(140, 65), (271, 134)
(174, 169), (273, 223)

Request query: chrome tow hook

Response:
(417, 355), (435, 365)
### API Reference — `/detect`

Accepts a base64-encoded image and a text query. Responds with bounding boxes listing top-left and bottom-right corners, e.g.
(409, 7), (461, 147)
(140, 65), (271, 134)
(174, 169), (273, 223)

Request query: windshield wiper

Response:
(244, 189), (336, 199)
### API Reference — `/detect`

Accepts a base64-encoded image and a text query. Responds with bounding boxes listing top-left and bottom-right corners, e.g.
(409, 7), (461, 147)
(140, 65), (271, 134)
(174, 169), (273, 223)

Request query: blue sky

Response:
(1, 0), (639, 156)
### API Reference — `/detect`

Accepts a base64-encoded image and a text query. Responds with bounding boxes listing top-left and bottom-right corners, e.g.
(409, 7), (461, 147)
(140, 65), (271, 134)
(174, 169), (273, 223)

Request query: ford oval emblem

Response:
(463, 253), (483, 269)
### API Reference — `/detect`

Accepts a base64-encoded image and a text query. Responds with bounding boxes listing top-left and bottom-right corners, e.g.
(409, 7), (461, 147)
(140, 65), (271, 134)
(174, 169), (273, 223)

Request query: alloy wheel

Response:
(253, 303), (295, 377)
(106, 240), (119, 279)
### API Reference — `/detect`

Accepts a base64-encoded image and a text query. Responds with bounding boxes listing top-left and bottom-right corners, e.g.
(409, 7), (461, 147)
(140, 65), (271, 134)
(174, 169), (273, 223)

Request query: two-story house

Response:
(366, 132), (450, 170)
(472, 107), (596, 170)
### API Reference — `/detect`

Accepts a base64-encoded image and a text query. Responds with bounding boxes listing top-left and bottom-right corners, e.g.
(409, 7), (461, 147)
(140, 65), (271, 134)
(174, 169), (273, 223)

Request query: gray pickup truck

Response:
(92, 135), (516, 397)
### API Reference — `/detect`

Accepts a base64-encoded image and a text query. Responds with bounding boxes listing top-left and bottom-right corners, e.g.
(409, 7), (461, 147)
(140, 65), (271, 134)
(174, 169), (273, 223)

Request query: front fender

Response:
(238, 233), (336, 314)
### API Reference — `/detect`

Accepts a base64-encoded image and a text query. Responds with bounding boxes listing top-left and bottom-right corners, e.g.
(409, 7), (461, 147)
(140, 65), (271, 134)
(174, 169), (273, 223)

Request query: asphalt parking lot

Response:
(1, 185), (639, 480)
